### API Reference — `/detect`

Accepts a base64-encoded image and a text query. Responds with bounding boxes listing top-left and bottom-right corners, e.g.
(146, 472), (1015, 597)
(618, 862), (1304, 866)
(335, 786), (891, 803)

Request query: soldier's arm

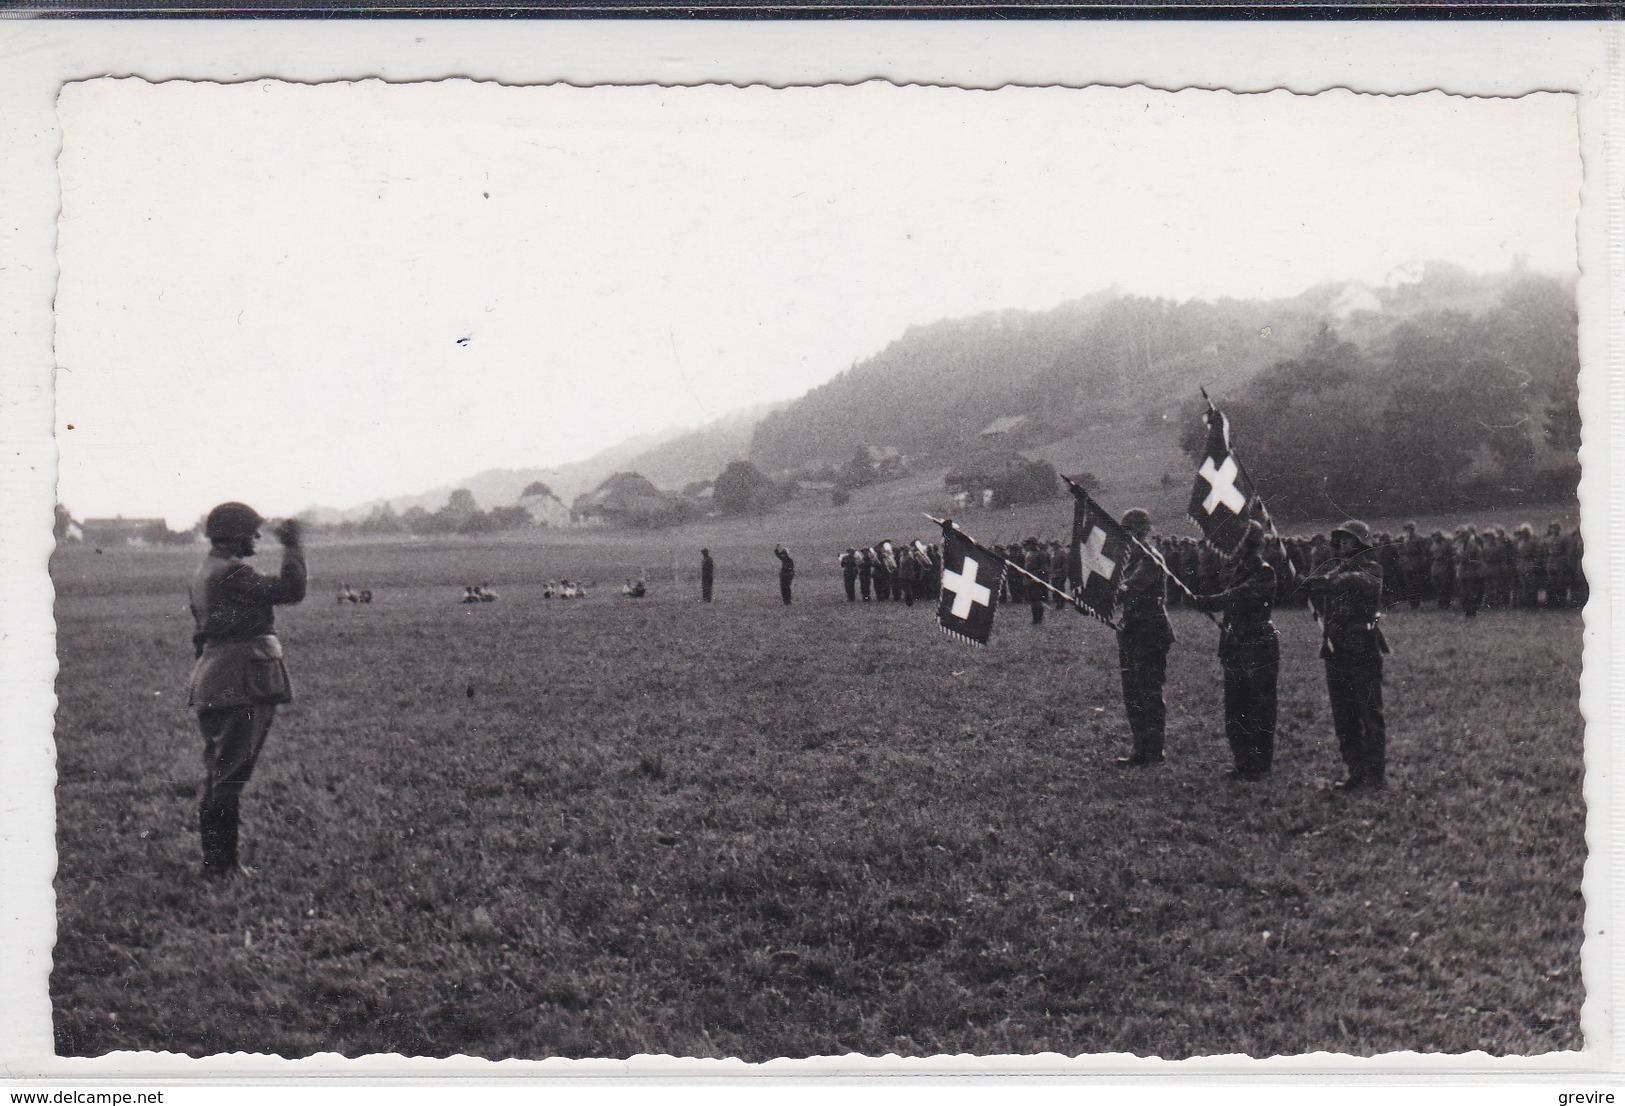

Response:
(220, 544), (308, 605)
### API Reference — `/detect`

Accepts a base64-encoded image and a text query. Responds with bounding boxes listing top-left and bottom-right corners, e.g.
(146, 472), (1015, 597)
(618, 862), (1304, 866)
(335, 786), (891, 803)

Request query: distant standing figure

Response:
(840, 548), (859, 602)
(775, 545), (795, 605)
(1304, 520), (1390, 792)
(700, 548), (714, 603)
(186, 503), (307, 880)
(857, 547), (874, 601)
(1114, 509), (1174, 767)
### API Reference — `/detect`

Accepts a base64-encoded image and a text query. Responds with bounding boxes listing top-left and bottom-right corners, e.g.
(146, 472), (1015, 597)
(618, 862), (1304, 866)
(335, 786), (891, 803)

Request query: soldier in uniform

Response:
(1398, 522), (1429, 610)
(1048, 539), (1069, 609)
(1025, 537), (1049, 625)
(1189, 520), (1278, 780)
(1114, 509), (1175, 767)
(857, 546), (874, 601)
(1513, 523), (1542, 608)
(700, 548), (714, 602)
(1429, 530), (1456, 611)
(1453, 525), (1484, 619)
(1567, 527), (1588, 609)
(1303, 520), (1390, 792)
(1545, 522), (1570, 609)
(840, 548), (859, 602)
(186, 503), (307, 879)
(872, 542), (893, 602)
(897, 543), (921, 607)
(1005, 541), (1027, 605)
(774, 545), (795, 605)
(1481, 525), (1510, 610)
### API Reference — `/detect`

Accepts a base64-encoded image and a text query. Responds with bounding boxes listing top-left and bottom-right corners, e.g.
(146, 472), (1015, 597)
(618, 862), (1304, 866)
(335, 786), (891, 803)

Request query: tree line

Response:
(1179, 274), (1579, 518)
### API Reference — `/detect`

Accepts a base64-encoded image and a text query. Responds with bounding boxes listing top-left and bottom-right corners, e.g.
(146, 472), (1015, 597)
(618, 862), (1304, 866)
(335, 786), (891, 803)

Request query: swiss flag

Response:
(1067, 485), (1128, 627)
(1187, 404), (1261, 555)
(936, 524), (1000, 646)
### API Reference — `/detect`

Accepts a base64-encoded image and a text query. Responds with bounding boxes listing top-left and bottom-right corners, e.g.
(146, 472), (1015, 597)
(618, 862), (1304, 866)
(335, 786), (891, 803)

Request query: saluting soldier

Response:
(1114, 509), (1175, 767)
(774, 545), (796, 605)
(1189, 520), (1279, 781)
(1303, 520), (1390, 792)
(186, 503), (307, 879)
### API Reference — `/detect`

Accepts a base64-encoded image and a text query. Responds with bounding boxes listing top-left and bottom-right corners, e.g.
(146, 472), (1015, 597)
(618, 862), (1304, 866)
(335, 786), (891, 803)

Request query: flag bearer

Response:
(1114, 509), (1175, 767)
(1188, 520), (1278, 781)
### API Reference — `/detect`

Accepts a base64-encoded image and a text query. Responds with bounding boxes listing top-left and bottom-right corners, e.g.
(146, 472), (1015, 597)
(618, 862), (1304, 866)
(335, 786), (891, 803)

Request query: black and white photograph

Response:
(2, 20), (1614, 1080)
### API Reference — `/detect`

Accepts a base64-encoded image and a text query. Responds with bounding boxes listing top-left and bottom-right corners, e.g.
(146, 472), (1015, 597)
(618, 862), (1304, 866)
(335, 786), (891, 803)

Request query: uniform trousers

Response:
(702, 574), (713, 602)
(779, 575), (794, 605)
(1118, 630), (1171, 759)
(1325, 654), (1385, 784)
(1457, 577), (1484, 618)
(843, 572), (858, 601)
(197, 702), (277, 872)
(1222, 637), (1278, 776)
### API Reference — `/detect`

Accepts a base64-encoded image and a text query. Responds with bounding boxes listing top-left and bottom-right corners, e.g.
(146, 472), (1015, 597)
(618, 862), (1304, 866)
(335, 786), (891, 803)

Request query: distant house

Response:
(81, 517), (168, 546)
(517, 490), (570, 528)
(570, 472), (684, 527)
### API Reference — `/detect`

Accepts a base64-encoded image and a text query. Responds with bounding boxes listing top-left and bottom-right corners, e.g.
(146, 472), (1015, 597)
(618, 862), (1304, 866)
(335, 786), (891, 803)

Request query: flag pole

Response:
(925, 514), (1117, 631)
(1193, 389), (1317, 624)
(1128, 534), (1223, 629)
(1059, 476), (1222, 630)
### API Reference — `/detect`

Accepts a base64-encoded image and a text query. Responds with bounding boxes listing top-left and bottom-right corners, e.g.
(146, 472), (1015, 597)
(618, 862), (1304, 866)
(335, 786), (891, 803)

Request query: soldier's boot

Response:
(201, 796), (243, 879)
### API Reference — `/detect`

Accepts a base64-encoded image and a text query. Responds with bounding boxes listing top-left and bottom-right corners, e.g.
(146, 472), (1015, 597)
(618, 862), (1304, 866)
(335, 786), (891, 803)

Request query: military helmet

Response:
(1120, 508), (1152, 534)
(204, 501), (263, 542)
(1331, 519), (1374, 551)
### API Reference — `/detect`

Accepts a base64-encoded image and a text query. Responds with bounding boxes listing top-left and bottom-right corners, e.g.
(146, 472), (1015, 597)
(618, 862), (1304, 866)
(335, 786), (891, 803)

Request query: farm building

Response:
(80, 517), (168, 546)
(516, 489), (570, 528)
(570, 472), (685, 527)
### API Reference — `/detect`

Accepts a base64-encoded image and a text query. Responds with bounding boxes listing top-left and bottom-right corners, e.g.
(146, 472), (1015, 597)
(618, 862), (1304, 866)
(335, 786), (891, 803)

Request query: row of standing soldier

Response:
(839, 541), (945, 606)
(1154, 520), (1585, 615)
(1118, 512), (1390, 793)
(841, 537), (1075, 623)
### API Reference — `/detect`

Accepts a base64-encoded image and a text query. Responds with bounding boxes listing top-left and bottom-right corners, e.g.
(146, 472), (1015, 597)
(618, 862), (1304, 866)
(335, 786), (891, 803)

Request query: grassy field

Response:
(50, 522), (1586, 1060)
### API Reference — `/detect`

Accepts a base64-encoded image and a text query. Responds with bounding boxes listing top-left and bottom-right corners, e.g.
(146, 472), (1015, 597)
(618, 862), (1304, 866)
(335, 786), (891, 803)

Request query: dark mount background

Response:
(323, 262), (1578, 526)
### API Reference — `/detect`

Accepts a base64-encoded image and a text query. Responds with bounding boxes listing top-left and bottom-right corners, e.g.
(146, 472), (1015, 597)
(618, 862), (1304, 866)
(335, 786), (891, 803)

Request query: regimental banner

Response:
(1187, 403), (1261, 555)
(1067, 484), (1129, 626)
(936, 525), (1000, 646)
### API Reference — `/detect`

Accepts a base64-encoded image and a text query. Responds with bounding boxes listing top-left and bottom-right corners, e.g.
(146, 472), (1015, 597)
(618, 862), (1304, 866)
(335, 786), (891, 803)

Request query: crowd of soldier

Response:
(1154, 520), (1585, 616)
(837, 540), (947, 606)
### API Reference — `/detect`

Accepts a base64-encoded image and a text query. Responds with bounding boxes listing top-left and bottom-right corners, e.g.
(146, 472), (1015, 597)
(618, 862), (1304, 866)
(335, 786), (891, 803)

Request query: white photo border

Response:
(0, 17), (1615, 1082)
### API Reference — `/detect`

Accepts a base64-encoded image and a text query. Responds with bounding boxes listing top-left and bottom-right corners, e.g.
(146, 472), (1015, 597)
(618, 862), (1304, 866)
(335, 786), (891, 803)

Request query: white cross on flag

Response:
(936, 526), (1000, 646)
(1067, 485), (1128, 626)
(1187, 404), (1261, 555)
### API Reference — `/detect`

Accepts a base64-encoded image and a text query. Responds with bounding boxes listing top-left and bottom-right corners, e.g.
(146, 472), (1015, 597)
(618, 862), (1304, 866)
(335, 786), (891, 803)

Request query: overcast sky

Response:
(54, 80), (1579, 528)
